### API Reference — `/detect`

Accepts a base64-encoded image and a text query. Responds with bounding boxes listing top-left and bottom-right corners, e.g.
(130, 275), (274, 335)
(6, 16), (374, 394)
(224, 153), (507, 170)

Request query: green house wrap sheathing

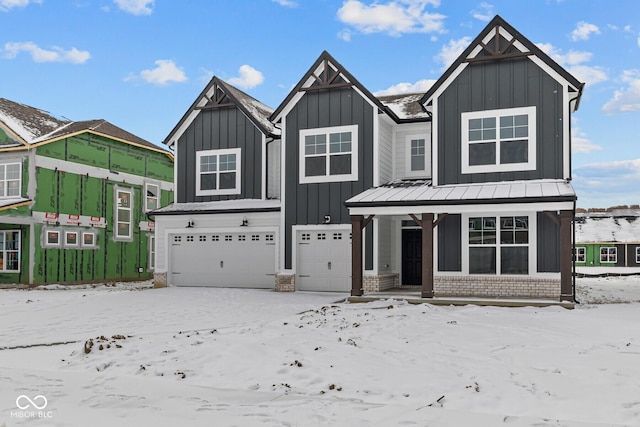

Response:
(0, 133), (173, 285)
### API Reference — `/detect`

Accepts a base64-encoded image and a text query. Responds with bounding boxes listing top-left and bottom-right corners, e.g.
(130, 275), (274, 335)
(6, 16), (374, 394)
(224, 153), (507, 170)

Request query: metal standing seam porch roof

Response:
(345, 179), (576, 208)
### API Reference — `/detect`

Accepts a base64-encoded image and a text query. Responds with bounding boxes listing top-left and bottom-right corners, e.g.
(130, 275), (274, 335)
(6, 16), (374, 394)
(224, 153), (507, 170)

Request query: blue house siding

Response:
(283, 87), (375, 270)
(176, 107), (263, 203)
(438, 57), (565, 185)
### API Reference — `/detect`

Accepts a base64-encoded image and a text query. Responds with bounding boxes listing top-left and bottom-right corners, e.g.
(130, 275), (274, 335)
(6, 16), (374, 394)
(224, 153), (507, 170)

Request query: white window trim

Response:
(600, 246), (617, 264)
(461, 106), (536, 174)
(65, 230), (80, 248)
(148, 234), (156, 271)
(0, 229), (21, 272)
(145, 182), (160, 212)
(405, 134), (429, 178)
(82, 231), (97, 249)
(115, 187), (134, 241)
(461, 212), (536, 276)
(574, 246), (586, 263)
(0, 162), (22, 199)
(299, 125), (358, 184)
(196, 148), (242, 196)
(636, 247), (640, 264)
(44, 229), (62, 247)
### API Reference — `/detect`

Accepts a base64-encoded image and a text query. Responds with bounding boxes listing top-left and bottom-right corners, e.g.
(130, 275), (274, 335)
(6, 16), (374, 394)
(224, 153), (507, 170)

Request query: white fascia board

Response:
(348, 200), (574, 216)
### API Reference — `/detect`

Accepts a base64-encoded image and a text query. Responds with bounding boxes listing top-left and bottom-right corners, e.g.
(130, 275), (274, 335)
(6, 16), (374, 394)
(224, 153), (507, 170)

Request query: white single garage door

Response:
(297, 229), (351, 292)
(171, 231), (276, 288)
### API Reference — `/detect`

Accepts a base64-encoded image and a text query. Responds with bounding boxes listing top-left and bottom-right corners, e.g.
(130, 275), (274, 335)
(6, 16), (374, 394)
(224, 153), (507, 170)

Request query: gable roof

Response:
(163, 77), (279, 148)
(421, 15), (584, 111)
(270, 50), (426, 124)
(0, 98), (171, 157)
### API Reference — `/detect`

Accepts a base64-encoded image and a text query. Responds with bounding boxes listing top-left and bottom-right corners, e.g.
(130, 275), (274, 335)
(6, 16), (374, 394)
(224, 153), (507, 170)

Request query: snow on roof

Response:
(0, 98), (67, 144)
(575, 213), (640, 243)
(377, 93), (430, 120)
(221, 81), (280, 137)
(152, 199), (281, 215)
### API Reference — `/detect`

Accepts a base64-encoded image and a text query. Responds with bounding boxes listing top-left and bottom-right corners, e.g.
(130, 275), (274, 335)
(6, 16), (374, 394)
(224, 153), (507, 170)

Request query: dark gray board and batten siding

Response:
(437, 56), (565, 185)
(176, 107), (264, 203)
(284, 87), (375, 270)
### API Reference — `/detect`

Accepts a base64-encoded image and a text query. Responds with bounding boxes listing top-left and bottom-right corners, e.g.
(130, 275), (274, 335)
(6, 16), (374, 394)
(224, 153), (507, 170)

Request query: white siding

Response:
(377, 216), (394, 273)
(378, 119), (393, 184)
(393, 122), (432, 180)
(267, 139), (281, 199)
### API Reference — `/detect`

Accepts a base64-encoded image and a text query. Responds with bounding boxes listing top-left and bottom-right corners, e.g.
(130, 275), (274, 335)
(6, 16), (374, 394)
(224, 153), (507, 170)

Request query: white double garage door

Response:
(170, 228), (351, 292)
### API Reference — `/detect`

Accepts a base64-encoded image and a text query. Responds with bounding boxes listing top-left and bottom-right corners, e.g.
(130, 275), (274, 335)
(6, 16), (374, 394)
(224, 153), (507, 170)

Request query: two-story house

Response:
(154, 15), (583, 302)
(0, 98), (174, 285)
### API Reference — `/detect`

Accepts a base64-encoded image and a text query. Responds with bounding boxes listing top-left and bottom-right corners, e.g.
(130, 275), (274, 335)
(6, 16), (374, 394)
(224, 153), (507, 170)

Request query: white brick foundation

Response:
(434, 275), (561, 299)
(363, 274), (399, 293)
(275, 273), (295, 292)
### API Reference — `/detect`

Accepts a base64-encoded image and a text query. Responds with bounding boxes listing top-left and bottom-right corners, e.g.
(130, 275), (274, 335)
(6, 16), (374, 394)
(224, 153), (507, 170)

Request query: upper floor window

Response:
(196, 148), (241, 196)
(115, 187), (133, 241)
(461, 106), (536, 174)
(0, 163), (21, 198)
(405, 135), (429, 177)
(145, 183), (159, 211)
(299, 125), (358, 184)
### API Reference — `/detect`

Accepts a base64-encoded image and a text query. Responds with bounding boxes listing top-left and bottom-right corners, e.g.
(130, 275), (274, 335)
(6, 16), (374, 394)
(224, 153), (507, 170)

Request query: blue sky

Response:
(0, 0), (638, 209)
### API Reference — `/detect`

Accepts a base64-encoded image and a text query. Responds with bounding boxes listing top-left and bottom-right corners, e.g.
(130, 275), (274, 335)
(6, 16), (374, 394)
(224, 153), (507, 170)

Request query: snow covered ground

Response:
(1, 277), (640, 426)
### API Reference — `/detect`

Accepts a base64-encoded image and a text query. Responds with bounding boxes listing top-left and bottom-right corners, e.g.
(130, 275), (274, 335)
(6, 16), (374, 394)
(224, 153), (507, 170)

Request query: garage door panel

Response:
(171, 232), (275, 288)
(297, 230), (351, 292)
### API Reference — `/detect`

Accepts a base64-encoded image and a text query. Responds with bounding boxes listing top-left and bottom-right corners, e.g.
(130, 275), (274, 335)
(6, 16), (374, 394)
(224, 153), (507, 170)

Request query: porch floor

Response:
(348, 286), (575, 309)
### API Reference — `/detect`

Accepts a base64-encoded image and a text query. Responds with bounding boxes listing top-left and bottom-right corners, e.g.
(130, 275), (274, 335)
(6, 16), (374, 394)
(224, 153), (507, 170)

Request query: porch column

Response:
(559, 210), (574, 302)
(421, 213), (434, 298)
(351, 215), (363, 296)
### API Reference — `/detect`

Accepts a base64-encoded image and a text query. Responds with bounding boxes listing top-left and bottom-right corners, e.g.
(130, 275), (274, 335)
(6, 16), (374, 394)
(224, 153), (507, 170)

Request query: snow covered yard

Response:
(1, 278), (640, 426)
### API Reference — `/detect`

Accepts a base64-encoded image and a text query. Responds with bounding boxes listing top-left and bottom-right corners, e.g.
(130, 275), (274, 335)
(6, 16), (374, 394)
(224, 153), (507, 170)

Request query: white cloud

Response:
(571, 21), (600, 41)
(573, 159), (640, 207)
(227, 65), (264, 89)
(2, 41), (90, 63)
(436, 36), (471, 69)
(338, 29), (352, 42)
(374, 78), (436, 96)
(113, 0), (153, 16)
(535, 42), (607, 86)
(602, 70), (640, 114)
(471, 2), (493, 22)
(135, 59), (187, 85)
(272, 0), (297, 7)
(572, 122), (601, 153)
(0, 0), (41, 12)
(336, 0), (446, 37)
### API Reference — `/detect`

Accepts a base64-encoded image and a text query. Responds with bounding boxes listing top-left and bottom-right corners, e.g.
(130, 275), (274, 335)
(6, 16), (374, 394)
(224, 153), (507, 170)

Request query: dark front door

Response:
(402, 229), (422, 285)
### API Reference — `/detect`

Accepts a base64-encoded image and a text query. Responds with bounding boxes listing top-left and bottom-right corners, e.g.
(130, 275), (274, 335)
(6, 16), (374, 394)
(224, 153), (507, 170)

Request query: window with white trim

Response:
(600, 247), (617, 263)
(115, 187), (133, 241)
(0, 230), (20, 272)
(82, 231), (97, 248)
(148, 234), (155, 270)
(636, 247), (640, 264)
(461, 106), (536, 174)
(574, 247), (586, 263)
(468, 215), (529, 275)
(299, 125), (358, 183)
(405, 135), (429, 177)
(65, 231), (79, 247)
(196, 148), (241, 196)
(145, 183), (159, 212)
(45, 230), (61, 247)
(0, 163), (21, 198)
